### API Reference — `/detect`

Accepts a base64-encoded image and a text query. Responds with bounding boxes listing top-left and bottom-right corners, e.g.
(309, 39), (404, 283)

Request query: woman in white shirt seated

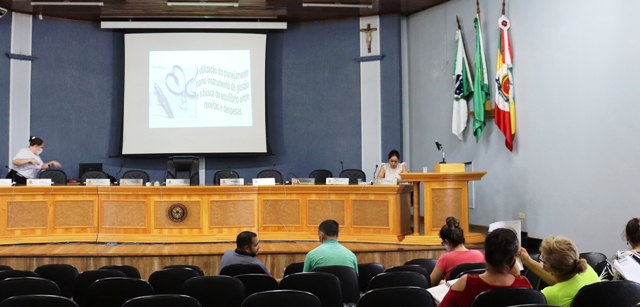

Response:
(6, 136), (62, 184)
(377, 149), (408, 180)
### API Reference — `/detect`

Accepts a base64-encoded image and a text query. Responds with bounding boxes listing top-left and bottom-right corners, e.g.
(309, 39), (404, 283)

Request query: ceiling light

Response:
(167, 2), (239, 7)
(302, 2), (373, 9)
(31, 1), (103, 6)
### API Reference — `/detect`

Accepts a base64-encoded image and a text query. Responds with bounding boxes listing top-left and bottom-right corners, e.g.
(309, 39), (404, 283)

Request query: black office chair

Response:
(257, 169), (283, 184)
(213, 169), (240, 185)
(339, 169), (366, 184)
(471, 288), (547, 307)
(593, 260), (608, 276)
(87, 277), (154, 307)
(39, 170), (67, 185)
(241, 290), (321, 307)
(571, 280), (640, 307)
(448, 262), (486, 280)
(404, 258), (438, 275)
(0, 270), (38, 281)
(219, 264), (268, 276)
(368, 271), (429, 291)
(309, 169), (333, 184)
(163, 264), (205, 276)
(358, 262), (385, 292)
(311, 265), (359, 305)
(234, 274), (278, 297)
(34, 264), (78, 298)
(181, 276), (245, 307)
(0, 294), (79, 307)
(455, 268), (486, 279)
(99, 265), (141, 278)
(279, 272), (343, 307)
(167, 156), (199, 185)
(283, 262), (304, 277)
(0, 277), (61, 303)
(73, 269), (127, 307)
(579, 252), (607, 269)
(81, 170), (108, 183)
(384, 265), (431, 287)
(122, 294), (202, 307)
(357, 286), (436, 307)
(121, 170), (150, 184)
(148, 267), (201, 294)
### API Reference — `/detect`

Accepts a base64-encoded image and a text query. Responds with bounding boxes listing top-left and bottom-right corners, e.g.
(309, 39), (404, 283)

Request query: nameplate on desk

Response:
(120, 178), (143, 186)
(220, 178), (244, 186)
(292, 178), (315, 185)
(85, 179), (111, 186)
(27, 178), (52, 186)
(166, 179), (190, 186)
(252, 178), (276, 186)
(0, 179), (13, 186)
(326, 178), (349, 185)
(374, 178), (397, 185)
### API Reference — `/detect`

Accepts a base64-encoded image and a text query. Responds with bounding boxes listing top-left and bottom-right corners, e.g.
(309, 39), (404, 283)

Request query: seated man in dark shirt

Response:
(218, 231), (270, 275)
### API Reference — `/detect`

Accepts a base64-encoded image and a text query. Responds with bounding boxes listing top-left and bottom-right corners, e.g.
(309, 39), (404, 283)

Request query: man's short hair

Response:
(318, 219), (339, 237)
(236, 231), (257, 249)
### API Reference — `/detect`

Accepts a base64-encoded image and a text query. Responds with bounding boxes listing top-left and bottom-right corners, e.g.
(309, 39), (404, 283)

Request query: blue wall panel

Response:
(0, 14), (12, 176)
(379, 14), (403, 161)
(24, 17), (364, 183)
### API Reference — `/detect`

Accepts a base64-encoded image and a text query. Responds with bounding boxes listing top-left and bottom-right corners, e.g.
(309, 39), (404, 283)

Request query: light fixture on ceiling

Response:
(167, 2), (239, 7)
(31, 1), (104, 6)
(38, 12), (43, 20)
(302, 2), (373, 9)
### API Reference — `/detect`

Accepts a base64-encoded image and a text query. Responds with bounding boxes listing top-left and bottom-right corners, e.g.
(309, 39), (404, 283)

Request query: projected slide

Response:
(149, 50), (252, 128)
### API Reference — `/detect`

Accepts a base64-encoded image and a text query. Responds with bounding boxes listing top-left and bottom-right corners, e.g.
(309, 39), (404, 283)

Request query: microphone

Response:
(372, 164), (379, 183)
(435, 140), (446, 164)
(340, 161), (344, 172)
(228, 166), (234, 176)
(271, 164), (276, 171)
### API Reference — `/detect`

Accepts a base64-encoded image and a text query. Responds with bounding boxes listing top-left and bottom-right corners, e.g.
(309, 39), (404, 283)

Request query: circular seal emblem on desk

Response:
(168, 203), (187, 222)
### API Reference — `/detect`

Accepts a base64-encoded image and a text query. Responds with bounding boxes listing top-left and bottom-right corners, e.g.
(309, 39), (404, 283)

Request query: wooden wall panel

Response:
(431, 188), (462, 228)
(262, 199), (300, 226)
(209, 200), (254, 227)
(7, 201), (47, 229)
(103, 201), (146, 228)
(154, 201), (201, 228)
(55, 201), (94, 228)
(307, 200), (344, 226)
(352, 200), (389, 228)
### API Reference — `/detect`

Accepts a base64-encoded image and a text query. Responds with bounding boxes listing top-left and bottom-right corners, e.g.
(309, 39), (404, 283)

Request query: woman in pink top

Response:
(431, 217), (485, 286)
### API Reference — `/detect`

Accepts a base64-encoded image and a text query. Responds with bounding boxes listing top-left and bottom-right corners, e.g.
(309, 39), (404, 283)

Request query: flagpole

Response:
(502, 0), (506, 15)
(456, 16), (461, 30)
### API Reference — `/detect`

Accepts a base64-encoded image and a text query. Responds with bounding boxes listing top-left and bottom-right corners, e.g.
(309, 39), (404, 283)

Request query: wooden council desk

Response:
(0, 185), (415, 245)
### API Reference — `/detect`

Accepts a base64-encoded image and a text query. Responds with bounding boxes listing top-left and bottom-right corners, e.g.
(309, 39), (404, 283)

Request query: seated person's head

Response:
(387, 150), (400, 169)
(236, 231), (260, 257)
(439, 216), (465, 251)
(318, 219), (339, 243)
(540, 236), (587, 281)
(484, 228), (519, 273)
(626, 217), (640, 248)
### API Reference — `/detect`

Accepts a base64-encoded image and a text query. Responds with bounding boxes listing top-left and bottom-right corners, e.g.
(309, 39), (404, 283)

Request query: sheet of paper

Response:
(427, 278), (458, 303)
(613, 255), (640, 283)
(489, 220), (523, 270)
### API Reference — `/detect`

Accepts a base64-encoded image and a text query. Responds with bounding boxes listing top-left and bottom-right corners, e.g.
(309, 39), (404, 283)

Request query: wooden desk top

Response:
(400, 172), (486, 182)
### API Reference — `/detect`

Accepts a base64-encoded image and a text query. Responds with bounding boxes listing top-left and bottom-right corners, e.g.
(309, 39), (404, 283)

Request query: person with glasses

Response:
(520, 236), (599, 307)
(430, 217), (485, 286)
(439, 228), (530, 307)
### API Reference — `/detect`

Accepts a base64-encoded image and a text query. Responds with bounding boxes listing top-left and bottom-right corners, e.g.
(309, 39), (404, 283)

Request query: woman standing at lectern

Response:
(6, 136), (62, 184)
(377, 149), (408, 180)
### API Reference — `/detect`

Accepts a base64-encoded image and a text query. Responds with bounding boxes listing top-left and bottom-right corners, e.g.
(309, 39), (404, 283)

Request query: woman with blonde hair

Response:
(520, 236), (600, 307)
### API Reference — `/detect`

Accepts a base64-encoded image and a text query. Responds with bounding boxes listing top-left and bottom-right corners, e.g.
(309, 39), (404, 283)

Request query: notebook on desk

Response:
(613, 253), (640, 283)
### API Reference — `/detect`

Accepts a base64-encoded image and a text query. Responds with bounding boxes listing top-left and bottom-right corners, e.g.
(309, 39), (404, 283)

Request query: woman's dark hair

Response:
(439, 216), (465, 246)
(388, 150), (400, 160)
(626, 217), (640, 247)
(29, 136), (43, 147)
(484, 228), (519, 272)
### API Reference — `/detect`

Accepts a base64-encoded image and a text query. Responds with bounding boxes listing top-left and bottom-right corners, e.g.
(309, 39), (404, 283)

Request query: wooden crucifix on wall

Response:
(360, 23), (378, 53)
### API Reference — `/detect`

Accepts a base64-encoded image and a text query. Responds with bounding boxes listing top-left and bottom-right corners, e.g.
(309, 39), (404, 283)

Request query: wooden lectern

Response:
(400, 171), (486, 244)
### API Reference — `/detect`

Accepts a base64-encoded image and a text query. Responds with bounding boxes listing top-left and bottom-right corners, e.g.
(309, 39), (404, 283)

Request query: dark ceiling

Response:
(0, 0), (449, 23)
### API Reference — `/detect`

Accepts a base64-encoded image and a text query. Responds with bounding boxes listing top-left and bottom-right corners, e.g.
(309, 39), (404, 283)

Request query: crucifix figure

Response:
(360, 23), (378, 53)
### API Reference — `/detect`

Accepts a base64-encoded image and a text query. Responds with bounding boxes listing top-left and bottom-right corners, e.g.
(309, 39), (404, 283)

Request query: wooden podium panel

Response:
(0, 185), (412, 244)
(400, 172), (486, 244)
